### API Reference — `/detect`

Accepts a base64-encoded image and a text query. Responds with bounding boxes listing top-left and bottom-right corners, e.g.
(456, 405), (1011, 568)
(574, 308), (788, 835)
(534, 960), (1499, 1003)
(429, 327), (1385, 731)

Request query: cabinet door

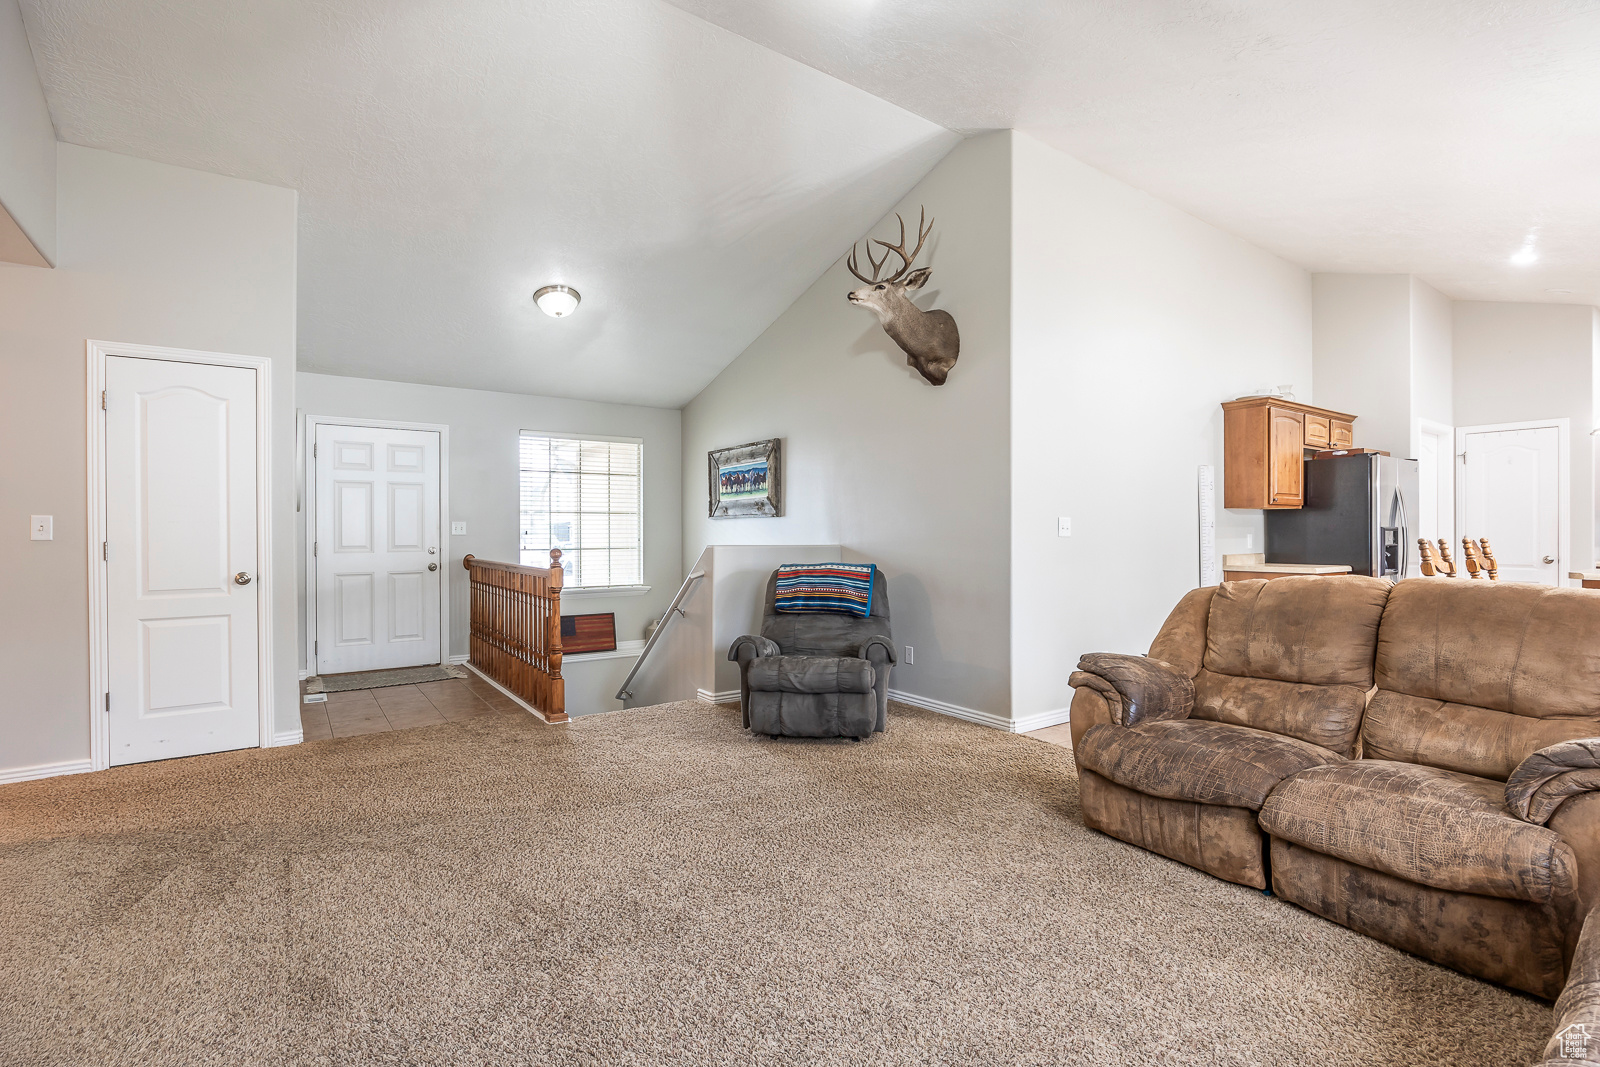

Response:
(1268, 407), (1305, 507)
(1304, 414), (1330, 448)
(1330, 419), (1354, 448)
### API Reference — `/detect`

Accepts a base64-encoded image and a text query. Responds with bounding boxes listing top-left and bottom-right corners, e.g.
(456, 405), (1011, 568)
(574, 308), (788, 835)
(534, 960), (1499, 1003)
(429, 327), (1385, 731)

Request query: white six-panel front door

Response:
(105, 356), (261, 765)
(314, 424), (442, 674)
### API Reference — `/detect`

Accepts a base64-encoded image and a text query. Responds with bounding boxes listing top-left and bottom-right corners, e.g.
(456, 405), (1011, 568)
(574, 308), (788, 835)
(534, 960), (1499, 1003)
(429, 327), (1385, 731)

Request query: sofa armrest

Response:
(728, 635), (781, 664)
(1067, 652), (1193, 727)
(1508, 738), (1600, 825)
(858, 636), (897, 665)
(1534, 907), (1600, 1066)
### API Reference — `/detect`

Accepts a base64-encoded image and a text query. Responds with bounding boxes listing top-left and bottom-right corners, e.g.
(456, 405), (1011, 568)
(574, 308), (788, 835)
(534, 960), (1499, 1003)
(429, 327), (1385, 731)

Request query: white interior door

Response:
(314, 424), (442, 674)
(1416, 422), (1454, 544)
(1458, 424), (1561, 584)
(105, 356), (260, 765)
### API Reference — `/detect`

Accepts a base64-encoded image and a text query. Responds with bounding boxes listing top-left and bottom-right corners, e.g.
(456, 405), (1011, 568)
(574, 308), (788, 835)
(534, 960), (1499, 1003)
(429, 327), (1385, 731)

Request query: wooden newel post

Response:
(547, 548), (564, 714)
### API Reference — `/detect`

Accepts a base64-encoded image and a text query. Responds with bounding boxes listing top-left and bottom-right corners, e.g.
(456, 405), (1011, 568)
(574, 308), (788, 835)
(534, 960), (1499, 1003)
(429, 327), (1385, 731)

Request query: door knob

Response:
(1543, 555), (1556, 565)
(428, 547), (436, 555)
(234, 572), (252, 585)
(428, 562), (438, 571)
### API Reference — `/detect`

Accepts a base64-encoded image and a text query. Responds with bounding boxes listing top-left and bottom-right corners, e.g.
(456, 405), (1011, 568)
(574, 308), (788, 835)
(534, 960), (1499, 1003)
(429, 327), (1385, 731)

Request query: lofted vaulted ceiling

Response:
(664, 0), (1600, 308)
(19, 0), (958, 407)
(19, 1), (1600, 408)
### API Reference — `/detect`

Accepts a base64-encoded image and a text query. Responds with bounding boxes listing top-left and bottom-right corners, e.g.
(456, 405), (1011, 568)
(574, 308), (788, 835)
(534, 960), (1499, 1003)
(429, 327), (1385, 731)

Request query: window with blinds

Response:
(518, 433), (643, 588)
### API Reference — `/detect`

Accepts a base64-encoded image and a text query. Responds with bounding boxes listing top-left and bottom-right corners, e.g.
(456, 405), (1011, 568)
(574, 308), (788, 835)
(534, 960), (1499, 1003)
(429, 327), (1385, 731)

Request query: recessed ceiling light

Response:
(533, 284), (580, 318)
(1510, 247), (1538, 267)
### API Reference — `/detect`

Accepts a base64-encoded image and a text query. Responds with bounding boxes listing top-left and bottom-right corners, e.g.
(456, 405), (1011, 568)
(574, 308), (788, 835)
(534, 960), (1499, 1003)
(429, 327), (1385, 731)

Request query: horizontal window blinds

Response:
(519, 433), (642, 588)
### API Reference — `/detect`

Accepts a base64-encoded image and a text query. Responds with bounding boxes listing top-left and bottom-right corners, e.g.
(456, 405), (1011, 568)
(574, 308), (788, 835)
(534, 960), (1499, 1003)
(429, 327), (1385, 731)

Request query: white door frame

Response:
(86, 340), (277, 772)
(1454, 417), (1570, 584)
(300, 414), (451, 676)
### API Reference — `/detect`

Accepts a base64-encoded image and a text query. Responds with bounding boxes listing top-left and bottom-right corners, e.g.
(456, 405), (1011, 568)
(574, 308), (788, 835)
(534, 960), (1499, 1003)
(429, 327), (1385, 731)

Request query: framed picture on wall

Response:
(709, 439), (782, 518)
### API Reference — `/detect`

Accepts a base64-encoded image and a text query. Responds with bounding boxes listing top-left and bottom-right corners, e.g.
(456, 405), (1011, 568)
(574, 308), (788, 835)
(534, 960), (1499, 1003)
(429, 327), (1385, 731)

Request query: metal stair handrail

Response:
(616, 569), (706, 700)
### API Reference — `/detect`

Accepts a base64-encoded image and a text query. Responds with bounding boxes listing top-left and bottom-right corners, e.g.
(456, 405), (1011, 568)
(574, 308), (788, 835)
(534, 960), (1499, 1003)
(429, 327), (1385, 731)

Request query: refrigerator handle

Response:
(1395, 487), (1409, 580)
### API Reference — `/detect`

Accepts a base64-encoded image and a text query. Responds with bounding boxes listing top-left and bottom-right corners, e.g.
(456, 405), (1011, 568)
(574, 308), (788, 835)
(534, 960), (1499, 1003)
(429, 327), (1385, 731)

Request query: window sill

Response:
(562, 584), (652, 599)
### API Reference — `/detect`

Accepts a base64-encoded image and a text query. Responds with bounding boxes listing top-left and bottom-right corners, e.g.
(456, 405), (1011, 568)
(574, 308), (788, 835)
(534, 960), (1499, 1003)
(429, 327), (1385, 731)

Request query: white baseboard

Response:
(298, 668), (310, 681)
(461, 662), (563, 724)
(448, 653), (470, 665)
(887, 689), (1067, 734)
(1012, 707), (1072, 733)
(0, 758), (94, 786)
(697, 688), (740, 704)
(271, 728), (303, 747)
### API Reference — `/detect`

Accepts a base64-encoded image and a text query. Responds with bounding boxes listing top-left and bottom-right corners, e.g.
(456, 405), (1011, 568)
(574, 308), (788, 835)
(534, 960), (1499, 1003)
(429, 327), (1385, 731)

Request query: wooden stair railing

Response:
(463, 550), (567, 722)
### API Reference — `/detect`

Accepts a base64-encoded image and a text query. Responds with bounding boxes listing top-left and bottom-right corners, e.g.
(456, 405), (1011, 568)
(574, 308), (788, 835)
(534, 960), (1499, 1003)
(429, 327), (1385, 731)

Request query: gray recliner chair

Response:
(727, 568), (895, 739)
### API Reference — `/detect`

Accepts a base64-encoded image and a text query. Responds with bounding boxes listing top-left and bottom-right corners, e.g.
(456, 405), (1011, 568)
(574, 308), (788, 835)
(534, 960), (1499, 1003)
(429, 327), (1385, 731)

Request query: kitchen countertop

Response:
(1222, 553), (1353, 576)
(1570, 571), (1600, 582)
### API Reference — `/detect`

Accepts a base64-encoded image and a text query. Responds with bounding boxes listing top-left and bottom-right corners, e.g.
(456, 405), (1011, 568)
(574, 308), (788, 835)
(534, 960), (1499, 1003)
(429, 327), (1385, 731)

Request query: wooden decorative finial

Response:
(549, 547), (563, 565)
(1478, 538), (1499, 581)
(1436, 539), (1457, 577)
(1418, 538), (1439, 576)
(1461, 537), (1483, 579)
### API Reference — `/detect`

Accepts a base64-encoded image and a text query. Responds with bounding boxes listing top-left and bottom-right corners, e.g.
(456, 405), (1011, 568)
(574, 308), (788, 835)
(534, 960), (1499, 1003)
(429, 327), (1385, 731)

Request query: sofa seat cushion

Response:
(1078, 720), (1345, 812)
(1260, 761), (1578, 905)
(746, 656), (874, 694)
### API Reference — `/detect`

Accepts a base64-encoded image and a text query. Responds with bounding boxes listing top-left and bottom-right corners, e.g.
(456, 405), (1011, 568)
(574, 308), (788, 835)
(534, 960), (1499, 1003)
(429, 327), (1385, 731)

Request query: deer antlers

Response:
(847, 206), (935, 285)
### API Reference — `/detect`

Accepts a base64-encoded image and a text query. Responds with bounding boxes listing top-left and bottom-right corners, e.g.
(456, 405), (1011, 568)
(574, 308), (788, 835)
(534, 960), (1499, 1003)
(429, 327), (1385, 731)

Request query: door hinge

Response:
(102, 541), (107, 561)
(314, 640), (318, 655)
(313, 442), (317, 458)
(313, 541), (318, 557)
(101, 389), (106, 410)
(105, 692), (110, 713)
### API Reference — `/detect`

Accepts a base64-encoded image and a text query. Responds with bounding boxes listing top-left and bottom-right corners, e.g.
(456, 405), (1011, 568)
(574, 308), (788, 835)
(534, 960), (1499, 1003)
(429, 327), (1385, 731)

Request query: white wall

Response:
(295, 373), (682, 672)
(1408, 277), (1454, 453)
(680, 132), (1013, 716)
(0, 0), (54, 263)
(1311, 274), (1413, 456)
(0, 145), (298, 774)
(1009, 131), (1313, 721)
(1453, 300), (1595, 570)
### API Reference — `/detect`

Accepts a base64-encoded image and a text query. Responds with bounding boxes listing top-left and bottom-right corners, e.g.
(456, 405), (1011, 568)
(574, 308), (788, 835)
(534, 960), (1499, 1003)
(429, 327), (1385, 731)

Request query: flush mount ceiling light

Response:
(533, 284), (580, 318)
(1510, 246), (1539, 267)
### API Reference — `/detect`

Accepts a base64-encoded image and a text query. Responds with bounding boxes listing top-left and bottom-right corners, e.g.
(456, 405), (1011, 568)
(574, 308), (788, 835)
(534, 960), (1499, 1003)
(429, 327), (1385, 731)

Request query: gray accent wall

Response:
(0, 145), (298, 775)
(681, 132), (1014, 719)
(295, 373), (683, 670)
(0, 0), (55, 263)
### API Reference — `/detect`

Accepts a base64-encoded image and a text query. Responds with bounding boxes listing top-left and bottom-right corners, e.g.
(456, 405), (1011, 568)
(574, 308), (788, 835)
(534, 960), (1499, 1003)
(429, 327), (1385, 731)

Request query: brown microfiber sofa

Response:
(1069, 576), (1600, 1063)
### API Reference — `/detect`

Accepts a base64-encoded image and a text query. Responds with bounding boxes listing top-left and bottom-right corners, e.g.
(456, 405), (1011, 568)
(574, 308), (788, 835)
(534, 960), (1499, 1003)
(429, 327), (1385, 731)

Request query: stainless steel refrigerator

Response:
(1264, 453), (1421, 581)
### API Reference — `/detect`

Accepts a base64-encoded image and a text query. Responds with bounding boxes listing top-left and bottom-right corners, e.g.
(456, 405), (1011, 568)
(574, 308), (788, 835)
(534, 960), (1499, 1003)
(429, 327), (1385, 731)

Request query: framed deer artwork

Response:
(709, 439), (782, 518)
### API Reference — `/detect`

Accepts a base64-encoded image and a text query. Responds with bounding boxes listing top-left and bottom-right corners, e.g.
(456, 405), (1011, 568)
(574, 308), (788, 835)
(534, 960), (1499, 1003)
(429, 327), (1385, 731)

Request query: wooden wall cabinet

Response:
(1222, 397), (1357, 509)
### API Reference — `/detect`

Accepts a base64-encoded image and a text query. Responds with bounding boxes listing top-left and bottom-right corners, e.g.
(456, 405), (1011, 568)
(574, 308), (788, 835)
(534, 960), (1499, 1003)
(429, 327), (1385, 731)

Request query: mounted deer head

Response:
(846, 206), (960, 386)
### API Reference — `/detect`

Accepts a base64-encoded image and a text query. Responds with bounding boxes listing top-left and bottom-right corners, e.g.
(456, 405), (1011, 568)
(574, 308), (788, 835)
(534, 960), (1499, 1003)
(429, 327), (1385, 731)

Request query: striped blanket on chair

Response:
(773, 563), (876, 618)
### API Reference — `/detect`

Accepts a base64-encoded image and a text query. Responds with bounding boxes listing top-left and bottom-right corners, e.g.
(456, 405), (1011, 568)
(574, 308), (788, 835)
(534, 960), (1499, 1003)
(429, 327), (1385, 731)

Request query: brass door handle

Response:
(234, 572), (252, 585)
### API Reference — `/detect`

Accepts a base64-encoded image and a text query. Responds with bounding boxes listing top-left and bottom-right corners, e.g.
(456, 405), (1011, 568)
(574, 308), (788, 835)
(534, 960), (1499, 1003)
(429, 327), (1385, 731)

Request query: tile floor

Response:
(299, 673), (523, 741)
(1024, 723), (1073, 750)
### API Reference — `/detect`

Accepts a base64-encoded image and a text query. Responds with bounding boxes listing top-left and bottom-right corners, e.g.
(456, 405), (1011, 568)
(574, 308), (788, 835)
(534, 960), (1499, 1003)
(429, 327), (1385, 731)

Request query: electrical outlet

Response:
(451, 521), (467, 536)
(1057, 516), (1071, 537)
(30, 515), (52, 541)
(904, 645), (914, 664)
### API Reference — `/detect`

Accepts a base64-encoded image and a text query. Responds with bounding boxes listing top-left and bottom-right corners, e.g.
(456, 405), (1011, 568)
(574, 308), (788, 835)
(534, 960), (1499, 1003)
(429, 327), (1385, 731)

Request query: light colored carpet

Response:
(304, 664), (466, 693)
(0, 701), (1549, 1066)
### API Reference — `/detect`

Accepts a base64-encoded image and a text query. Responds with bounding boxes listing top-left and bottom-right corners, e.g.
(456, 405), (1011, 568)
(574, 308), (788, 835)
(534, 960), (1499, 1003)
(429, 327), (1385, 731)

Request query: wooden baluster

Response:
(548, 548), (565, 720)
(1417, 538), (1438, 576)
(1461, 537), (1483, 579)
(1479, 537), (1499, 581)
(1436, 539), (1457, 577)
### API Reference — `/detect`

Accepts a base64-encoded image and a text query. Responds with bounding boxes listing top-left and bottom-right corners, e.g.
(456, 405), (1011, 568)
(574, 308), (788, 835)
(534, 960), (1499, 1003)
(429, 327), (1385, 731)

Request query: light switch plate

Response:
(451, 521), (467, 535)
(1057, 517), (1072, 537)
(904, 645), (914, 664)
(30, 515), (52, 540)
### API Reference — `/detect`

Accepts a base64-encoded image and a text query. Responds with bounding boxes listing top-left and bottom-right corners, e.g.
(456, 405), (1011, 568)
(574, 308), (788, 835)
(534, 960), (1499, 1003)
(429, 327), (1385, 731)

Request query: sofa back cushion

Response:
(1185, 576), (1390, 757)
(1365, 580), (1600, 780)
